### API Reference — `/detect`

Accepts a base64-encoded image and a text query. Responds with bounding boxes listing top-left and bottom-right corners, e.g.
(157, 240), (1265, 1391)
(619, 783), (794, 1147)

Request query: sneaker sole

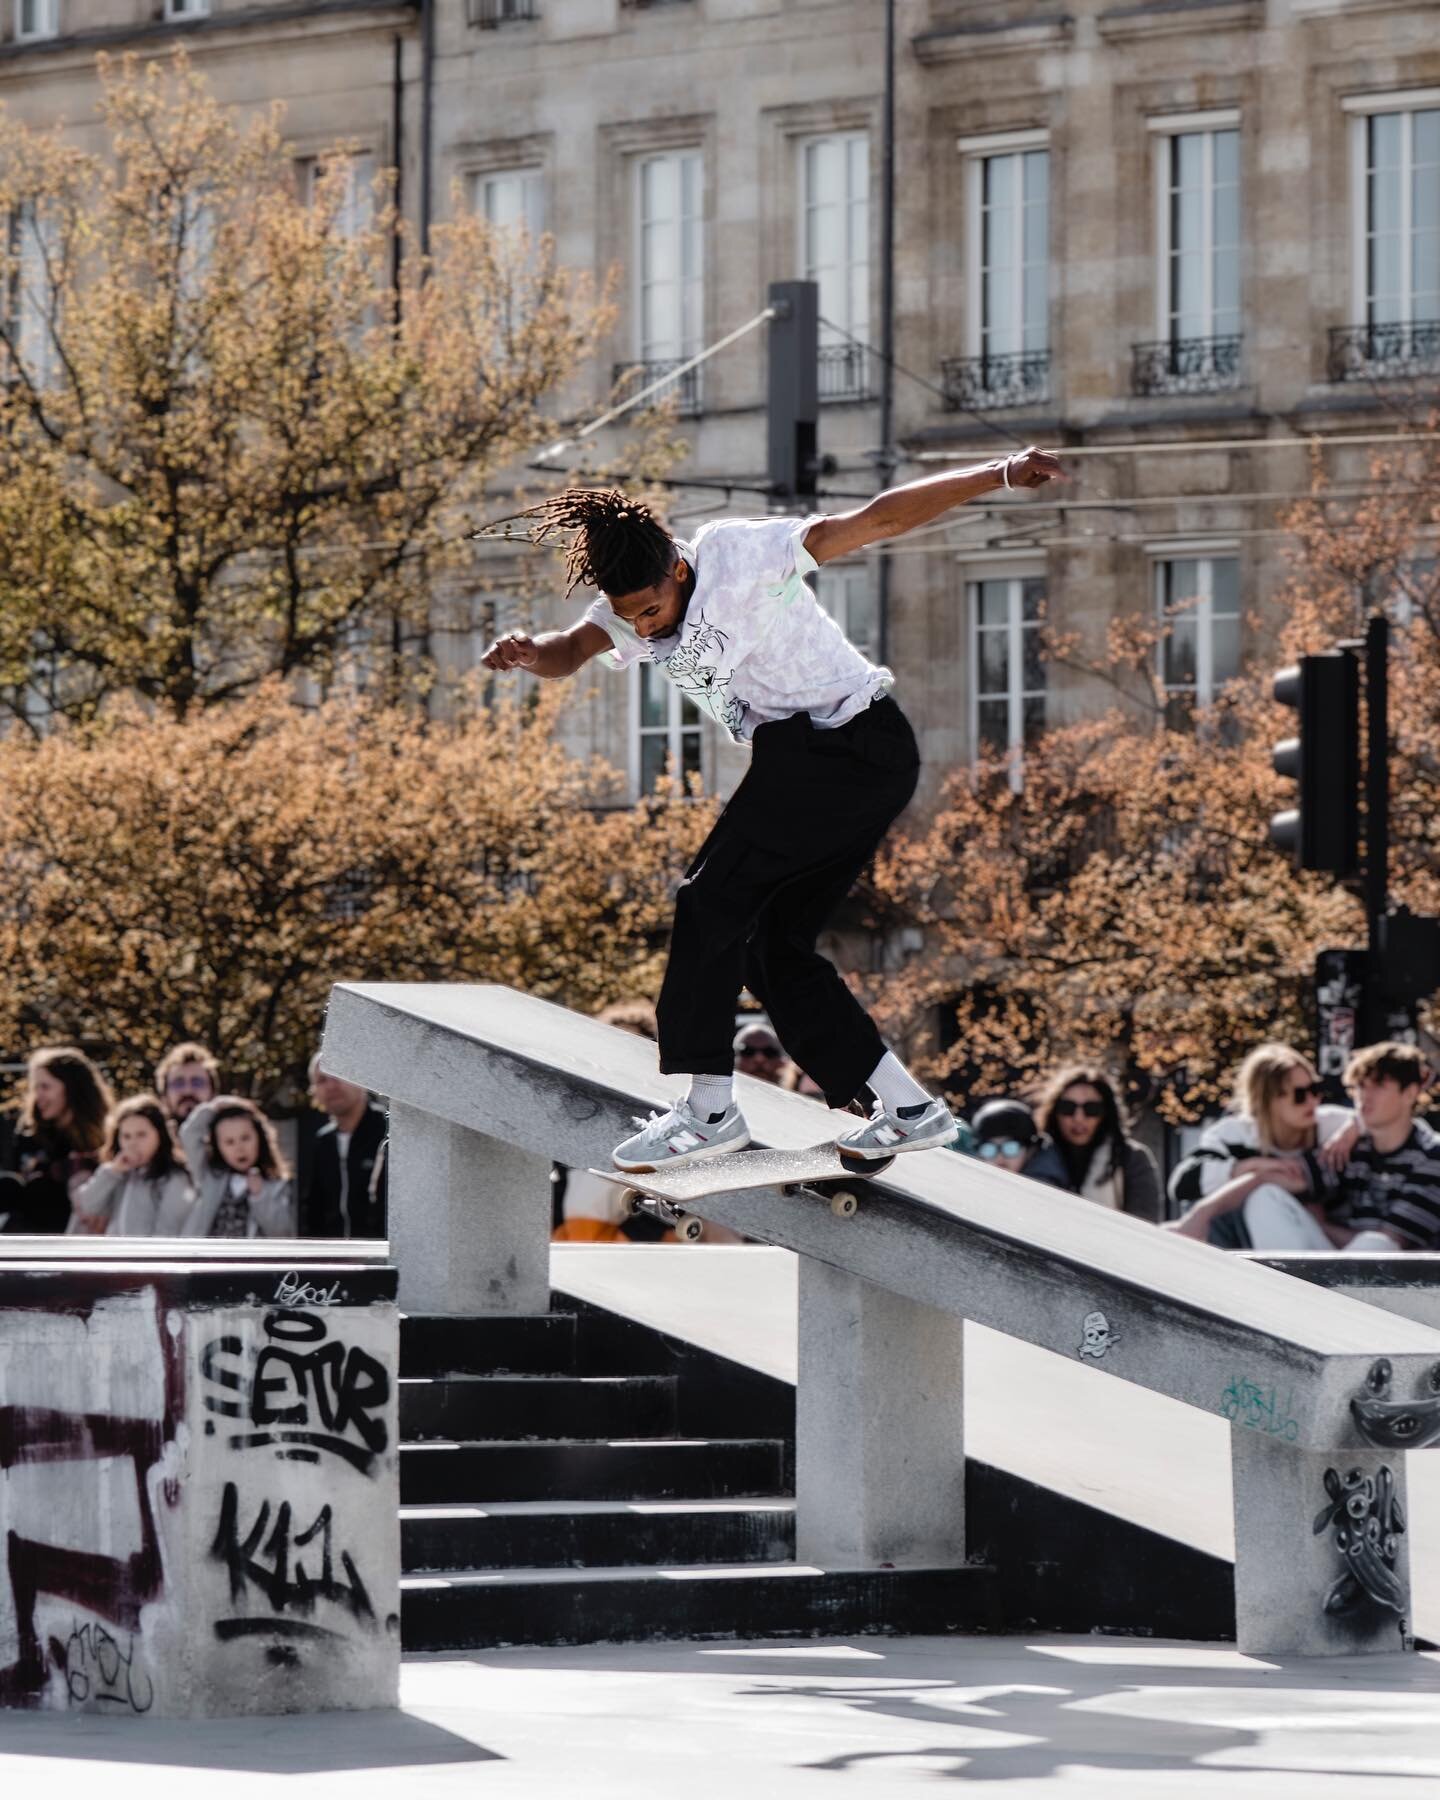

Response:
(612, 1130), (752, 1175)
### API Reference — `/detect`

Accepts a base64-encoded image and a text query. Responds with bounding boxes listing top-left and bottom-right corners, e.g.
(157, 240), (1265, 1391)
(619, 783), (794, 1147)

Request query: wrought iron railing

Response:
(1328, 320), (1440, 384)
(467, 0), (537, 23)
(1131, 335), (1243, 396)
(939, 350), (1050, 412)
(818, 341), (869, 403)
(611, 358), (703, 416)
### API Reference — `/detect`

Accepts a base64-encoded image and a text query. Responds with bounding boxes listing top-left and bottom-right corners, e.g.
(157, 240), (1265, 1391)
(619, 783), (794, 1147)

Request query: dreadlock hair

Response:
(488, 488), (676, 599)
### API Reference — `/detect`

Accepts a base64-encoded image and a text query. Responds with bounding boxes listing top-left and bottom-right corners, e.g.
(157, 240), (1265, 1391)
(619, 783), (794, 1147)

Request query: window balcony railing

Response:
(940, 350), (1050, 412)
(1131, 334), (1243, 397)
(467, 0), (538, 23)
(612, 358), (703, 417)
(1328, 320), (1440, 384)
(818, 341), (870, 404)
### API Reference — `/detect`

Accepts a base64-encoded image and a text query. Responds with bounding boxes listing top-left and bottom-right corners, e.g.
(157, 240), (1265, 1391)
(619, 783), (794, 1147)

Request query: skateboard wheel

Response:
(677, 1216), (704, 1243)
(831, 1190), (859, 1218)
(621, 1188), (644, 1218)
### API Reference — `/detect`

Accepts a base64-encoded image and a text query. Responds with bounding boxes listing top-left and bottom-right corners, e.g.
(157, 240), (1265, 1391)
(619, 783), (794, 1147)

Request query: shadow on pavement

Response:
(0, 1704), (499, 1774)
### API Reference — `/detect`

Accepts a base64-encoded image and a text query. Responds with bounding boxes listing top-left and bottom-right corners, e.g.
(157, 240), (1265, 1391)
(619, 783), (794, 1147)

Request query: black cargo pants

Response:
(655, 695), (920, 1110)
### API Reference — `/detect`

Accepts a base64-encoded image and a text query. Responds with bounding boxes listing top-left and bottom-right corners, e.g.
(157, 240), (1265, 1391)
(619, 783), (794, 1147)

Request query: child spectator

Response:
(1034, 1065), (1161, 1222)
(967, 1098), (1070, 1190)
(73, 1097), (194, 1236)
(179, 1096), (296, 1238)
(1, 1047), (113, 1235)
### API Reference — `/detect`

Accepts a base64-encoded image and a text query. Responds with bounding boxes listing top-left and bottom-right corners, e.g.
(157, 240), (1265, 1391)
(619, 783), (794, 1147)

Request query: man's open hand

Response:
(481, 633), (540, 672)
(1005, 447), (1064, 489)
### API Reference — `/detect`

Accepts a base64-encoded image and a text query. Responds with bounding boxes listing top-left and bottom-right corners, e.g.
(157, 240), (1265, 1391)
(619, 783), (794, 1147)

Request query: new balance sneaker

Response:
(612, 1099), (751, 1173)
(834, 1096), (959, 1162)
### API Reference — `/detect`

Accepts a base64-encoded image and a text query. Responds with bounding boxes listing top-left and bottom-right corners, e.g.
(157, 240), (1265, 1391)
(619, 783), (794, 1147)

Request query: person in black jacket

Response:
(1, 1046), (113, 1234)
(301, 1056), (387, 1238)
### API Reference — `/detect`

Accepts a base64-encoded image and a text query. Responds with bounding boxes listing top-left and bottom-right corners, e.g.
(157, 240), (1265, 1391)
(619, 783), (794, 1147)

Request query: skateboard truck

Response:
(621, 1188), (707, 1243)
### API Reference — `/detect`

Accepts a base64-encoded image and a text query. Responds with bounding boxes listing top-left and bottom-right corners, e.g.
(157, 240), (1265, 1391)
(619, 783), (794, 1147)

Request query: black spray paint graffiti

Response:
(47, 1621), (154, 1714)
(209, 1480), (375, 1642)
(202, 1307), (390, 1474)
(0, 1297), (184, 1708)
(1313, 1464), (1407, 1626)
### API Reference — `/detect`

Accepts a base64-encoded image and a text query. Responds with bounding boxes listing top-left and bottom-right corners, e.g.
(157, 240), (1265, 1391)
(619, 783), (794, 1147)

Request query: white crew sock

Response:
(686, 1074), (734, 1120)
(867, 1050), (932, 1116)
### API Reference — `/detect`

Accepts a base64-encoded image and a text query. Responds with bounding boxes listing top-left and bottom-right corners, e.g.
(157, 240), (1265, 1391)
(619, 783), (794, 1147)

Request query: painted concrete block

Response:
(0, 1264), (399, 1717)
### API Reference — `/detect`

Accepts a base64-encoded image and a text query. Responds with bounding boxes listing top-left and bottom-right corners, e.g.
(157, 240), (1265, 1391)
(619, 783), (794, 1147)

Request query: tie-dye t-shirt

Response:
(581, 515), (892, 746)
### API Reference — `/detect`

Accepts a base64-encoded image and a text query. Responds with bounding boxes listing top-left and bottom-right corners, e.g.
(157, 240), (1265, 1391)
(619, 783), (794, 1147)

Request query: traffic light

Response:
(1269, 652), (1360, 877)
(766, 279), (819, 503)
(1376, 907), (1440, 1006)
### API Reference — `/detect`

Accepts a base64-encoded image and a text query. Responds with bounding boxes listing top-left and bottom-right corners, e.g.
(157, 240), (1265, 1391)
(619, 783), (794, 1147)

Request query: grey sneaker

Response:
(834, 1097), (959, 1162)
(612, 1099), (751, 1173)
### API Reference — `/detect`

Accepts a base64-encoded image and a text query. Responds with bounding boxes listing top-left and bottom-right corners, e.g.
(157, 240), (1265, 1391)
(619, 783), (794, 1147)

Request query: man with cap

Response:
(733, 1021), (789, 1087)
(968, 1098), (1070, 1190)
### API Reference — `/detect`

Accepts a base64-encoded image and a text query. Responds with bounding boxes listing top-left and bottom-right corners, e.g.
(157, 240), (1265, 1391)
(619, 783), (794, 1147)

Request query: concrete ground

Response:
(2, 1638), (1439, 1797)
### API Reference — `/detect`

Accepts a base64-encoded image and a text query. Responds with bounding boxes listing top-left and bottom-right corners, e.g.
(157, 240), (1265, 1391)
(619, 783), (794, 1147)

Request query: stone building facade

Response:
(1, 0), (1436, 812)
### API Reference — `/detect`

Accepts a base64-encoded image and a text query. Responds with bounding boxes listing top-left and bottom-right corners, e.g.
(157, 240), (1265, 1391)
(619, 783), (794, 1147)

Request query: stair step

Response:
(401, 1562), (996, 1650)
(401, 1497), (796, 1572)
(401, 1312), (577, 1379)
(400, 1437), (786, 1506)
(400, 1373), (678, 1442)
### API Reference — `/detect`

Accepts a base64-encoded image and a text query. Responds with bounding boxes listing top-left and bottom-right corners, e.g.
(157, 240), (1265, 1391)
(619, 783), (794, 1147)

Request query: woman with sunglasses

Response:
(1034, 1066), (1161, 1222)
(1166, 1043), (1357, 1248)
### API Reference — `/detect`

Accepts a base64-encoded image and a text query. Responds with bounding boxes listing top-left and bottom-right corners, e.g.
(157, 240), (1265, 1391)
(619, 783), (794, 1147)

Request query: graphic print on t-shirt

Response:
(663, 611), (748, 739)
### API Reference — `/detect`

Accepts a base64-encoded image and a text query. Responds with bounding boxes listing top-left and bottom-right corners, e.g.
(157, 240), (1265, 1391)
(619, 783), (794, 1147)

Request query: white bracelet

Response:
(1001, 454), (1014, 491)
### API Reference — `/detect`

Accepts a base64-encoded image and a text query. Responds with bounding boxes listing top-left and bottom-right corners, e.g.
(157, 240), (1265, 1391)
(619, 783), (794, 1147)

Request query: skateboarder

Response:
(481, 449), (1062, 1170)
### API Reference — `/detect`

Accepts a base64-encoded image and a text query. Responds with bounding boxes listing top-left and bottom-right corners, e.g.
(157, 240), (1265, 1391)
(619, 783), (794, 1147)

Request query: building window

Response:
(800, 132), (869, 402)
(1331, 96), (1440, 381)
(164, 0), (208, 17)
(634, 662), (703, 796)
(817, 564), (878, 662)
(297, 152), (377, 240)
(944, 135), (1049, 412)
(473, 167), (545, 240)
(618, 150), (704, 416)
(1155, 553), (1241, 725)
(970, 573), (1046, 788)
(1134, 117), (1241, 395)
(15, 0), (58, 41)
(467, 0), (538, 25)
(9, 203), (59, 387)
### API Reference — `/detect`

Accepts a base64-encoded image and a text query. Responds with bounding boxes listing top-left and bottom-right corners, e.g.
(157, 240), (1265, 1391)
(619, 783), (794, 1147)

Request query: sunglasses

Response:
(739, 1045), (782, 1059)
(1285, 1083), (1321, 1105)
(978, 1139), (1030, 1161)
(1055, 1099), (1104, 1120)
(165, 1073), (212, 1093)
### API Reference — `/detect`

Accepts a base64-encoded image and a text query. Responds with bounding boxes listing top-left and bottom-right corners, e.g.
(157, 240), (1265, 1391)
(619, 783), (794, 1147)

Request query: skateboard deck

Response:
(591, 1143), (894, 1243)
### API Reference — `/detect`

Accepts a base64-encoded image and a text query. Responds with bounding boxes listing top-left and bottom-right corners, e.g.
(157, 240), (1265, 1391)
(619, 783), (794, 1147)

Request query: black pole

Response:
(419, 0), (435, 261)
(391, 35), (405, 307)
(874, 0), (897, 669)
(1365, 611), (1389, 951)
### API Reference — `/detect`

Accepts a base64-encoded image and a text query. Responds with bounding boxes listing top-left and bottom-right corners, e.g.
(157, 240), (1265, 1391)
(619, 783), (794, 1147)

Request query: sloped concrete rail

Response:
(322, 981), (1440, 1658)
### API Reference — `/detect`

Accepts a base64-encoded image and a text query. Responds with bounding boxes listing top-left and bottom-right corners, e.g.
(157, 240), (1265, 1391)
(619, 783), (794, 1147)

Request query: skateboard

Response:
(591, 1142), (896, 1244)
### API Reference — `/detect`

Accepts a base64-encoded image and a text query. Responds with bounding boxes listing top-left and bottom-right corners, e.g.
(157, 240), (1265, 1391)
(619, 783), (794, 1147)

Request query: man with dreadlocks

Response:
(482, 449), (1063, 1170)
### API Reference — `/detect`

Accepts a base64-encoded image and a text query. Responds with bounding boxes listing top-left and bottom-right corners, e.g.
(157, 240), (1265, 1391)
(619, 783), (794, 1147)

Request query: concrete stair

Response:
(398, 1308), (996, 1651)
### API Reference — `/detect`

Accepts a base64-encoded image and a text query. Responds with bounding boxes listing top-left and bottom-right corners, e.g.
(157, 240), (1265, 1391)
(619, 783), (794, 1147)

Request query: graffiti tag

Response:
(273, 1273), (348, 1309)
(202, 1307), (390, 1473)
(1220, 1375), (1299, 1441)
(48, 1622), (154, 1714)
(210, 1480), (374, 1639)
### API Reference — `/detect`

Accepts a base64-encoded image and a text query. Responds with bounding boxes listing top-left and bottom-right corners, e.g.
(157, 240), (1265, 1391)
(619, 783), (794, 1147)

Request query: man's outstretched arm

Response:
(804, 447), (1062, 566)
(480, 618), (614, 679)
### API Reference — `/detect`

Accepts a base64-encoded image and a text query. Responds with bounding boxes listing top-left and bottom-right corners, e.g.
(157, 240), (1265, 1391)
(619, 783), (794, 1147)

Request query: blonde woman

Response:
(1167, 1044), (1360, 1248)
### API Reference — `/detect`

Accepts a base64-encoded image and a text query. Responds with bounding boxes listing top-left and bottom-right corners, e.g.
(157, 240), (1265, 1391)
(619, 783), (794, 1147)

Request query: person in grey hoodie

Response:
(179, 1095), (296, 1238)
(73, 1096), (194, 1235)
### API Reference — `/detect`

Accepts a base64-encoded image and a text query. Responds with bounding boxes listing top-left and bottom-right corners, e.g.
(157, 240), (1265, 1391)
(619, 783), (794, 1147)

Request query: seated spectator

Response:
(734, 1022), (789, 1087)
(155, 1042), (220, 1128)
(967, 1098), (1070, 1190)
(1, 1047), (113, 1235)
(179, 1096), (296, 1237)
(1329, 1043), (1440, 1252)
(73, 1097), (194, 1236)
(1034, 1065), (1162, 1222)
(1166, 1043), (1356, 1248)
(301, 1056), (387, 1238)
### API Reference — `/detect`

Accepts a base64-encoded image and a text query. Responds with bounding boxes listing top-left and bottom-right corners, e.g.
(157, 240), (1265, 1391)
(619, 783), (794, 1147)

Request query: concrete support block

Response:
(1231, 1427), (1413, 1657)
(388, 1101), (551, 1316)
(795, 1260), (965, 1569)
